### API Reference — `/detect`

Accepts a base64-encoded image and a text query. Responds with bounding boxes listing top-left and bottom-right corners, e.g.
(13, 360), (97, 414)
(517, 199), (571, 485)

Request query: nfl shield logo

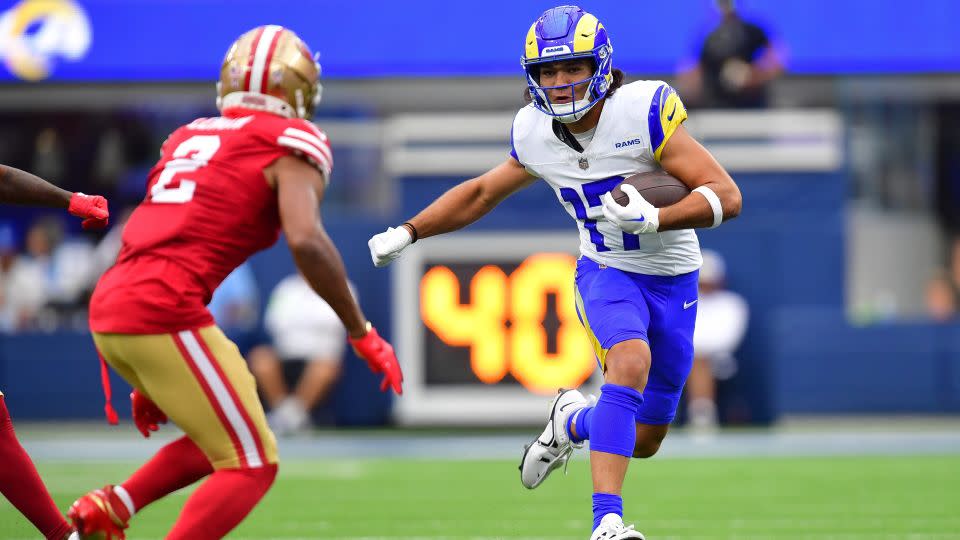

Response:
(578, 157), (589, 170)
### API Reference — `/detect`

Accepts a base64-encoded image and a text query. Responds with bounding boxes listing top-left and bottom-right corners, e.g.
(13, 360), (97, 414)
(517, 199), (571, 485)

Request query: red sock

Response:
(120, 435), (213, 512)
(166, 464), (278, 540)
(0, 396), (73, 540)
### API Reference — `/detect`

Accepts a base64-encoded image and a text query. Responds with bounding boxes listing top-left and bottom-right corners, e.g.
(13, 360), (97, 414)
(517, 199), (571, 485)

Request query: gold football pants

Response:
(93, 326), (277, 470)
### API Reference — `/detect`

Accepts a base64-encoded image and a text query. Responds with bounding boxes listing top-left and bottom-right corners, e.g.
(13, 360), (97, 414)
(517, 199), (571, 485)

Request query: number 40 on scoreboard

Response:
(421, 252), (594, 393)
(392, 233), (600, 426)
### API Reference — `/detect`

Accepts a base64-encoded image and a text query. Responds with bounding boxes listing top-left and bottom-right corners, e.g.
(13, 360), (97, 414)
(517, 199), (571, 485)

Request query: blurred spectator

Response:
(1, 216), (94, 331)
(207, 262), (260, 348)
(248, 273), (351, 436)
(925, 269), (958, 322)
(687, 250), (749, 432)
(676, 0), (784, 109)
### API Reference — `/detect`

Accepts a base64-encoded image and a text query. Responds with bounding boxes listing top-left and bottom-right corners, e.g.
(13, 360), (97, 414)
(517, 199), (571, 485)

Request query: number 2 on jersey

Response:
(150, 135), (221, 204)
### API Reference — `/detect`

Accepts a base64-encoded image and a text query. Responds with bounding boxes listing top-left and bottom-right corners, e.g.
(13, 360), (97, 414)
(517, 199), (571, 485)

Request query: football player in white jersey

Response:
(369, 5), (741, 539)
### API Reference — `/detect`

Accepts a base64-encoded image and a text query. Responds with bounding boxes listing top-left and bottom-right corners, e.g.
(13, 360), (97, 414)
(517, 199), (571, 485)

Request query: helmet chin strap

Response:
(554, 96), (597, 124)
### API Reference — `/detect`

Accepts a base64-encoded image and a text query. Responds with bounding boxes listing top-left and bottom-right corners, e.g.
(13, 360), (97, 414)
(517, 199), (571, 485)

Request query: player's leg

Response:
(521, 257), (650, 536)
(587, 338), (650, 531)
(520, 258), (643, 490)
(70, 335), (214, 539)
(73, 328), (277, 539)
(117, 435), (213, 511)
(157, 326), (278, 539)
(584, 269), (701, 539)
(0, 392), (75, 540)
(631, 269), (699, 457)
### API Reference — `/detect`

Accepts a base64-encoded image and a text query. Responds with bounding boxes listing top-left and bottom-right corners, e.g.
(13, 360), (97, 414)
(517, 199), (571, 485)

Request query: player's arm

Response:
(655, 125), (742, 231)
(0, 165), (109, 228)
(270, 156), (366, 337)
(0, 164), (71, 207)
(271, 154), (404, 394)
(601, 125), (741, 234)
(368, 158), (536, 267)
(410, 157), (536, 238)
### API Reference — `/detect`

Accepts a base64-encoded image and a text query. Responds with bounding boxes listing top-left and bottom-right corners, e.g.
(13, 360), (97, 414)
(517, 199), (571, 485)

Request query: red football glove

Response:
(131, 389), (167, 438)
(349, 325), (403, 395)
(68, 192), (109, 230)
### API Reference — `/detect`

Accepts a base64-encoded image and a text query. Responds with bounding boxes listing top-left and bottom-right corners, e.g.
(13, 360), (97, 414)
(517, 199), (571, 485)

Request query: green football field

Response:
(1, 455), (958, 539)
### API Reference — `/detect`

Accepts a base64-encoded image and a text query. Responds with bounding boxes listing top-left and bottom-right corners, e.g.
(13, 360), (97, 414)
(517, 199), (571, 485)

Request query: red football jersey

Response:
(89, 108), (332, 333)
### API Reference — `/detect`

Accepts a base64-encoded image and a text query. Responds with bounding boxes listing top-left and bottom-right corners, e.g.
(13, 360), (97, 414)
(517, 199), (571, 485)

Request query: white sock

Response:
(568, 408), (584, 440)
(113, 485), (136, 516)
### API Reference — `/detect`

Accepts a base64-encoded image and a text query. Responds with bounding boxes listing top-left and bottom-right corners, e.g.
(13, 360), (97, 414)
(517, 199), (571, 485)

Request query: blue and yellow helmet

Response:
(521, 5), (613, 123)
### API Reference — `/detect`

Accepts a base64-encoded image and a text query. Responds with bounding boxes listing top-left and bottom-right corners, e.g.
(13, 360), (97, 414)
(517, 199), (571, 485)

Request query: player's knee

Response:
(632, 436), (663, 458)
(605, 342), (651, 387)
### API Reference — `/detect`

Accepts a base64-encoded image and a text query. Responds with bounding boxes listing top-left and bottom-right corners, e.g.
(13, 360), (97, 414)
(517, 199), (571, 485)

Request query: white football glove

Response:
(601, 184), (660, 235)
(368, 226), (413, 267)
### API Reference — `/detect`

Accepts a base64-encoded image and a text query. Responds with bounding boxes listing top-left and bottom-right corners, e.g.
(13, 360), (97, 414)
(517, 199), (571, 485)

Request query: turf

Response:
(1, 455), (958, 539)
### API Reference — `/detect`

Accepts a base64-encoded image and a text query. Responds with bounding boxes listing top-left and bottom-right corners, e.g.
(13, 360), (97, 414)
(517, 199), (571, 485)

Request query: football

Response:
(611, 170), (690, 208)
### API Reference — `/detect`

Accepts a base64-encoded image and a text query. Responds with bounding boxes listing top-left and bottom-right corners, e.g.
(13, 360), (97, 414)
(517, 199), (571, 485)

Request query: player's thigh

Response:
(92, 332), (147, 395)
(574, 257), (652, 371)
(183, 326), (277, 469)
(635, 270), (699, 425)
(98, 328), (277, 469)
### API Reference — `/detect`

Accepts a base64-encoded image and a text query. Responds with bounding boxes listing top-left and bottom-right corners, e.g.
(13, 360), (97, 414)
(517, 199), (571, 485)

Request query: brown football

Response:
(611, 170), (690, 208)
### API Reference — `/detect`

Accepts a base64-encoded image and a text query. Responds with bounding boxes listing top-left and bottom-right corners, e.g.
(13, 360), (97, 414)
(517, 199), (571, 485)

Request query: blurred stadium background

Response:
(1, 0), (959, 538)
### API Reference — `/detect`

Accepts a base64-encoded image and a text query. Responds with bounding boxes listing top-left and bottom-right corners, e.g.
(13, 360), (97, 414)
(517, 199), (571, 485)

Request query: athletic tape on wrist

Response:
(693, 185), (723, 229)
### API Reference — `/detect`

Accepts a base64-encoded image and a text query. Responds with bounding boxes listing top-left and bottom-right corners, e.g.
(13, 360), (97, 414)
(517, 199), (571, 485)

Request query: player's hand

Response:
(349, 324), (403, 395)
(131, 389), (167, 438)
(601, 185), (660, 234)
(68, 192), (110, 230)
(368, 226), (412, 267)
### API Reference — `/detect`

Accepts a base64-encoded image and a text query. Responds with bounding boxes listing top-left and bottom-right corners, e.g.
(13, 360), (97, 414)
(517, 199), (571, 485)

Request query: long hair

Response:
(523, 68), (626, 103)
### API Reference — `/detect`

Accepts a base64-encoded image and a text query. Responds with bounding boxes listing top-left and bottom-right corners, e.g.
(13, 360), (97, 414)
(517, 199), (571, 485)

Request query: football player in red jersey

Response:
(0, 164), (107, 540)
(67, 26), (403, 540)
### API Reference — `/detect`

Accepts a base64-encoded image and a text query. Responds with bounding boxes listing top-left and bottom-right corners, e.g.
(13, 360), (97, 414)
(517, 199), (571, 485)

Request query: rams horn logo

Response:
(0, 0), (91, 81)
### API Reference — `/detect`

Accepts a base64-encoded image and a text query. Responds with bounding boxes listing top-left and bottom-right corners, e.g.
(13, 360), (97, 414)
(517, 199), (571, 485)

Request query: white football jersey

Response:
(511, 80), (702, 276)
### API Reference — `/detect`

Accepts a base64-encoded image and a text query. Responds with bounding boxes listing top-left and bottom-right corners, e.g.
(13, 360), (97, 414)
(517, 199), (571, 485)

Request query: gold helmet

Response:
(216, 25), (321, 119)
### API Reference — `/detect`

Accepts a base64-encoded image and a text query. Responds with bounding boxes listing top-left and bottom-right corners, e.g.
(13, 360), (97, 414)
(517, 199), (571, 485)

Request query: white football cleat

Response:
(590, 513), (646, 540)
(519, 388), (589, 489)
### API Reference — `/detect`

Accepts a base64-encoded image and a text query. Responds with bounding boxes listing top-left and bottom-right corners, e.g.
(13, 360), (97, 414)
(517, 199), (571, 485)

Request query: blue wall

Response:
(2, 0), (958, 83)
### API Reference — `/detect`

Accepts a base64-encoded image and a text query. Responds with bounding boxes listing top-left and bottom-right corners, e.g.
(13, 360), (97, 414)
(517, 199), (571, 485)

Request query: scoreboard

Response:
(393, 233), (601, 425)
